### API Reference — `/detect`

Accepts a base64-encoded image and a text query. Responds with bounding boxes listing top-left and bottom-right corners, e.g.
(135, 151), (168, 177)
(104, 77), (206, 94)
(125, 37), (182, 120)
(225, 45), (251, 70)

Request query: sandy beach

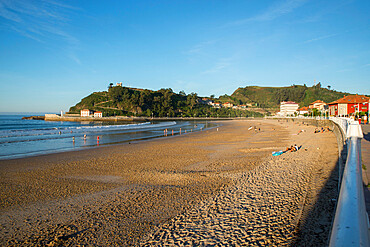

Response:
(0, 119), (339, 246)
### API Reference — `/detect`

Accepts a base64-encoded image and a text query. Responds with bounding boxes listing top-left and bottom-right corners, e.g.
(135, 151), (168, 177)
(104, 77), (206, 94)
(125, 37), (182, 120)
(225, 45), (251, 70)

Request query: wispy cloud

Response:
(186, 40), (217, 55)
(202, 57), (233, 74)
(225, 0), (308, 26)
(202, 63), (229, 74)
(0, 0), (80, 63)
(336, 68), (353, 73)
(303, 33), (339, 44)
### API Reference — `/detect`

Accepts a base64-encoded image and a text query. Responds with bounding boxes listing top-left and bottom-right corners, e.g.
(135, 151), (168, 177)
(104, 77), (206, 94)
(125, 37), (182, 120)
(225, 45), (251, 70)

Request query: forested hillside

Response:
(69, 86), (262, 117)
(69, 83), (354, 117)
(229, 83), (348, 108)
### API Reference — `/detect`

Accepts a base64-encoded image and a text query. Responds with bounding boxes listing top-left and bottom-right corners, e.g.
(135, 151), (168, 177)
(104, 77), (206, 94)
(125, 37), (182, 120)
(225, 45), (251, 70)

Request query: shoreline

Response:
(0, 119), (339, 246)
(25, 114), (254, 122)
(0, 120), (221, 162)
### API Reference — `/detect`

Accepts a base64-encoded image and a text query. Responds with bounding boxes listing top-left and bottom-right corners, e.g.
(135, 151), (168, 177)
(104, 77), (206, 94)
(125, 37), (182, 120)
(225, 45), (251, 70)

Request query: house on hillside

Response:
(81, 109), (93, 117)
(309, 100), (327, 111)
(211, 102), (221, 108)
(279, 101), (299, 116)
(199, 98), (213, 105)
(223, 102), (234, 108)
(328, 94), (370, 116)
(94, 111), (103, 118)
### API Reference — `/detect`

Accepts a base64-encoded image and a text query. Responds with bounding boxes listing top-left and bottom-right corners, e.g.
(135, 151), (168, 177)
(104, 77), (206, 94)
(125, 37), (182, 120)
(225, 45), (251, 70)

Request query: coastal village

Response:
(277, 94), (369, 122)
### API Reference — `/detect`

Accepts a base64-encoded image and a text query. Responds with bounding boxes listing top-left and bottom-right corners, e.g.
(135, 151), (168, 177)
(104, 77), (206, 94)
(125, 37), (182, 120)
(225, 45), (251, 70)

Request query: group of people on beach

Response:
(248, 126), (261, 132)
(314, 127), (331, 133)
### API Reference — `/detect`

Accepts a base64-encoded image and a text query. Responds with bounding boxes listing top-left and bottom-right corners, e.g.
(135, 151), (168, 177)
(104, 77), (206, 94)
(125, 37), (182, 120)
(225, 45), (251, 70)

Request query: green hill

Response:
(68, 86), (262, 117)
(229, 83), (348, 108)
(69, 83), (354, 117)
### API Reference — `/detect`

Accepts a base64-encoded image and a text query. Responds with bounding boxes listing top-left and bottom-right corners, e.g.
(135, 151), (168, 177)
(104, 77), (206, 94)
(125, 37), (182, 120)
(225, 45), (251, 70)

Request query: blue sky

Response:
(0, 0), (369, 112)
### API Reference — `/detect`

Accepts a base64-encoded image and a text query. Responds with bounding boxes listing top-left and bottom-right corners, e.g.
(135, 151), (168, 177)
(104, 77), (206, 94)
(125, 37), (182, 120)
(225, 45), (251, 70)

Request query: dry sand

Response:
(0, 119), (339, 246)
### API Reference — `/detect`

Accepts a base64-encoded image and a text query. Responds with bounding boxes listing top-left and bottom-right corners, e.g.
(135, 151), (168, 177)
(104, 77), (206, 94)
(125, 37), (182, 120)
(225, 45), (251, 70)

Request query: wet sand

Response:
(0, 119), (339, 246)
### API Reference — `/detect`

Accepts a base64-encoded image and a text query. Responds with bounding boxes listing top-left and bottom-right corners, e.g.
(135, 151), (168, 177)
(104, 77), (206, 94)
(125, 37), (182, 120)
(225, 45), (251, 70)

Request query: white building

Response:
(297, 106), (309, 115)
(94, 111), (103, 118)
(222, 102), (233, 108)
(279, 101), (299, 116)
(81, 109), (93, 117)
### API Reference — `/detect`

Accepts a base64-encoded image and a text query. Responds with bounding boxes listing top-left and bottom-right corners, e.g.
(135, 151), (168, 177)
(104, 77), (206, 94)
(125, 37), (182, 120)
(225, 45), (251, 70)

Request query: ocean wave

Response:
(0, 121), (177, 139)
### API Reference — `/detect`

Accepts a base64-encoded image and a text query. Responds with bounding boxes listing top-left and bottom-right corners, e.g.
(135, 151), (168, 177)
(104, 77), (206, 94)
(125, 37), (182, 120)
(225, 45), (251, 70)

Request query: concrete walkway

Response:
(361, 124), (370, 219)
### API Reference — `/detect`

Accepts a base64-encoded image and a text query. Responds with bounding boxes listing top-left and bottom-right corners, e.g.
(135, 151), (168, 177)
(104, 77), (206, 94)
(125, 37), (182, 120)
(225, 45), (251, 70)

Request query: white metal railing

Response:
(329, 117), (353, 138)
(329, 119), (370, 246)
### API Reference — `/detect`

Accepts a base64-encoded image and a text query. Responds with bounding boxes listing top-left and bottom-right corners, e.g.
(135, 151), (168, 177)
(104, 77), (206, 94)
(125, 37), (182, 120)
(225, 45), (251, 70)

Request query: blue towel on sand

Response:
(272, 151), (283, 156)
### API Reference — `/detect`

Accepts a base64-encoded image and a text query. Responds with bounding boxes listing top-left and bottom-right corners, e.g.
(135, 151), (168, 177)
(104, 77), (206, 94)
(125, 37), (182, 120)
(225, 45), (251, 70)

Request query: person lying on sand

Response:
(297, 129), (305, 135)
(285, 146), (294, 152)
(322, 127), (331, 132)
(314, 128), (320, 133)
(285, 145), (299, 152)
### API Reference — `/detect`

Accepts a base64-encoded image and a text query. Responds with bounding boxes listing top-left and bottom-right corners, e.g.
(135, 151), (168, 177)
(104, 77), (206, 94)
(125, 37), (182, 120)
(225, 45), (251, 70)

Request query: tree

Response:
(312, 108), (320, 116)
(327, 85), (331, 90)
(108, 86), (125, 103)
(187, 93), (198, 109)
(108, 82), (113, 89)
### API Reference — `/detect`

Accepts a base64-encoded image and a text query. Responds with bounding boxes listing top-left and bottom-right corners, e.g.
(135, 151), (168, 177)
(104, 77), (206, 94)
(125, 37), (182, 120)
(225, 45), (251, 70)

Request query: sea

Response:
(0, 113), (216, 160)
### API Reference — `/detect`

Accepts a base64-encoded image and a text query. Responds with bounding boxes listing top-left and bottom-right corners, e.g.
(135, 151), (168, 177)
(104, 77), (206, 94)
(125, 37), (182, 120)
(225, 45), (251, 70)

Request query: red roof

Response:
(328, 94), (370, 105)
(95, 111), (102, 113)
(281, 101), (297, 104)
(298, 106), (309, 111)
(309, 100), (326, 105)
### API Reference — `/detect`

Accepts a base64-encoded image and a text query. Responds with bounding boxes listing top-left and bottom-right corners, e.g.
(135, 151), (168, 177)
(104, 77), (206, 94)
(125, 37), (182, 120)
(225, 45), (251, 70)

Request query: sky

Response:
(0, 0), (369, 113)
